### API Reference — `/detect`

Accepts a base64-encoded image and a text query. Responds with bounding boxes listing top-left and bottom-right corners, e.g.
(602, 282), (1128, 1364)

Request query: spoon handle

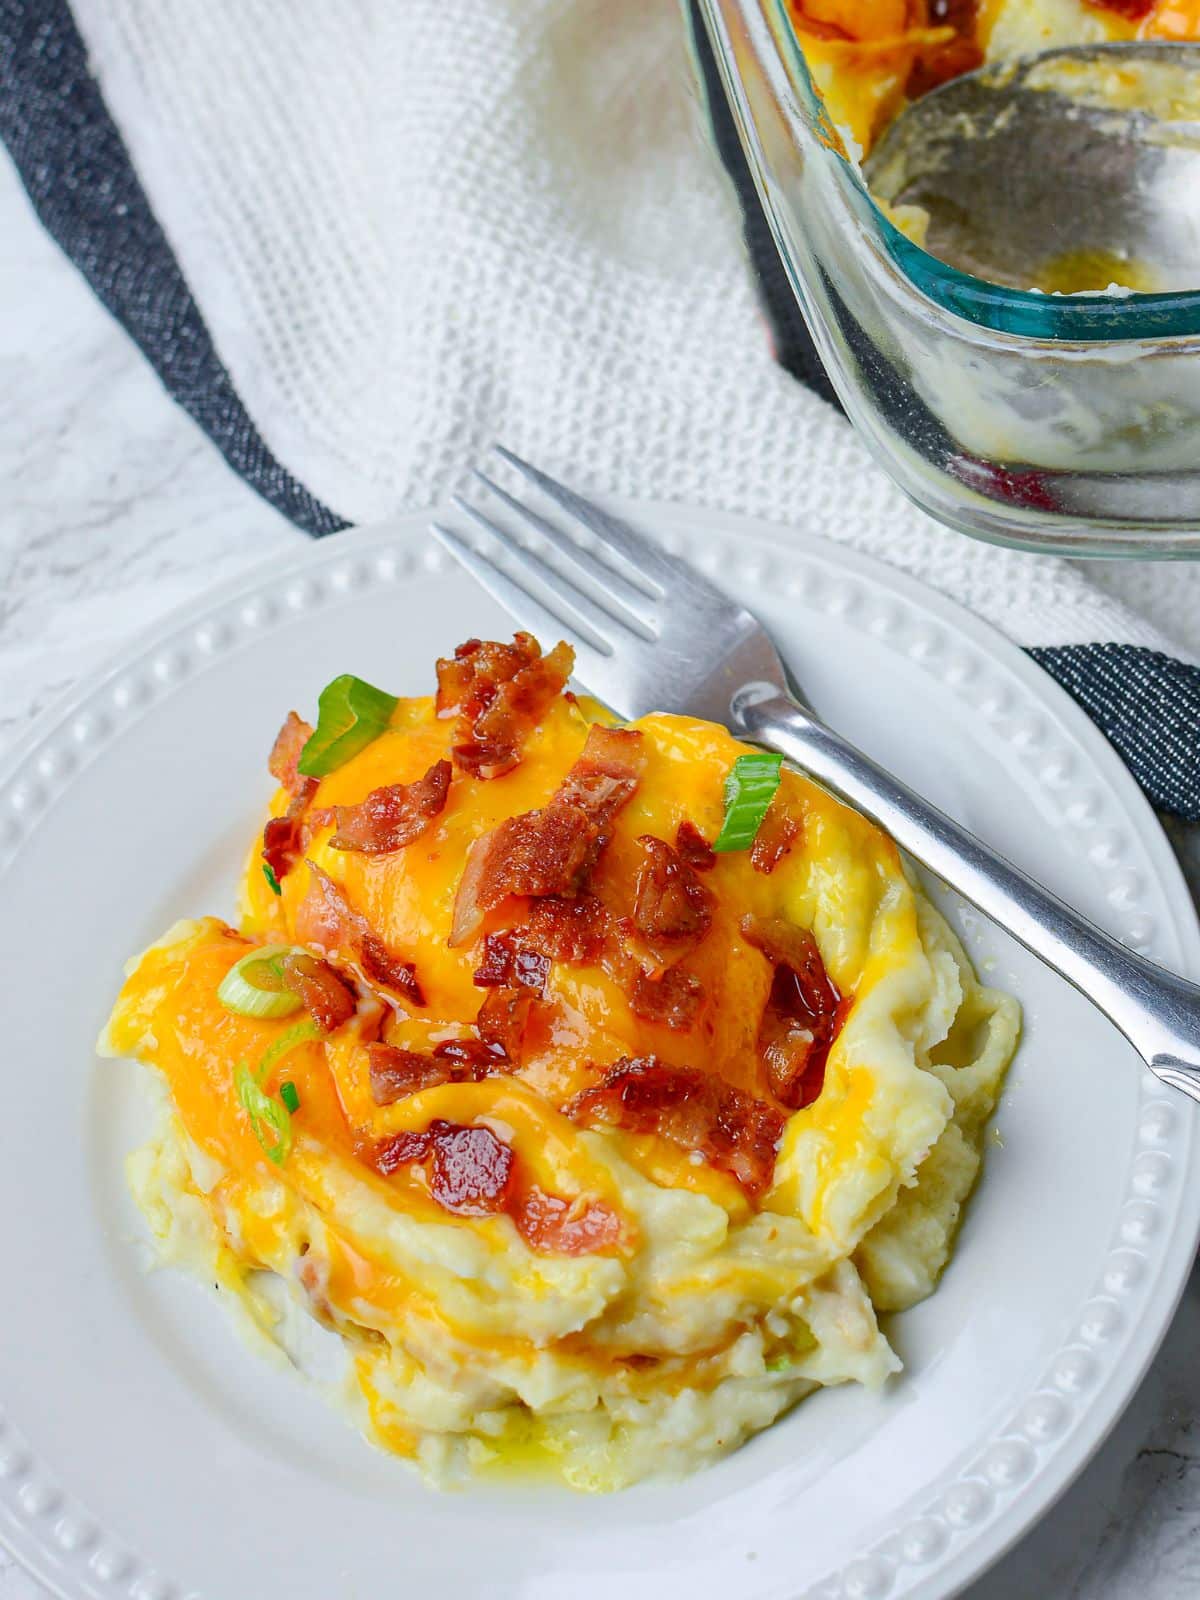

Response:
(732, 685), (1200, 1103)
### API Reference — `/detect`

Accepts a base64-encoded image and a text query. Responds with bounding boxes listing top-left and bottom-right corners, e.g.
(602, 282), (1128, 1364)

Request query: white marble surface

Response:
(1, 146), (1199, 1599)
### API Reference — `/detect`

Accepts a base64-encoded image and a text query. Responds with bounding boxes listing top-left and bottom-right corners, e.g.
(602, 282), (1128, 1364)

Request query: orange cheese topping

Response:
(788, 0), (1200, 157)
(105, 672), (913, 1281)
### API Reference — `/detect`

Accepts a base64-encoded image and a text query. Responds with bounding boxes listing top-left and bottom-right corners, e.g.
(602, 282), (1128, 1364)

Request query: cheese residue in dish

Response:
(788, 1), (1200, 162)
(100, 636), (1019, 1490)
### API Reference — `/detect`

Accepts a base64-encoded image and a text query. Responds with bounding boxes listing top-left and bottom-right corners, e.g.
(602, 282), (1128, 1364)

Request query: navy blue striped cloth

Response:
(0, 0), (1196, 821)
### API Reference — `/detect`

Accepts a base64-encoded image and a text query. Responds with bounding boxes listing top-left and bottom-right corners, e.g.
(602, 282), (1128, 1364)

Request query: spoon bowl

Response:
(864, 42), (1200, 295)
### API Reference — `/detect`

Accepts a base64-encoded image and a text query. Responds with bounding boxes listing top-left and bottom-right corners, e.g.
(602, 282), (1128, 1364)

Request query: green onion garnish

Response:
(217, 945), (305, 1019)
(234, 1062), (294, 1165)
(280, 1080), (301, 1114)
(296, 674), (398, 778)
(262, 862), (283, 896)
(258, 1017), (320, 1077)
(713, 753), (784, 853)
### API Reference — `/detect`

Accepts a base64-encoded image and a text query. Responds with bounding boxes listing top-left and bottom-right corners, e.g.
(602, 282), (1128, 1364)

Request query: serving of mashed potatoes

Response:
(101, 635), (1019, 1491)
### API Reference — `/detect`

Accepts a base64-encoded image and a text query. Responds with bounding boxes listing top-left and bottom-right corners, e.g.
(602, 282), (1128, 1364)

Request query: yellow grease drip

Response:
(1032, 249), (1159, 297)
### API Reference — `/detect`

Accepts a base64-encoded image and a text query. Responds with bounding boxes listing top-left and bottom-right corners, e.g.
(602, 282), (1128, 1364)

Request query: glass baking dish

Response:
(693, 0), (1200, 558)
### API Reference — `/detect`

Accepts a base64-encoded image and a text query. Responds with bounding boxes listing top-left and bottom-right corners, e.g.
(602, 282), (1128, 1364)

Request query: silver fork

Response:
(432, 447), (1200, 1105)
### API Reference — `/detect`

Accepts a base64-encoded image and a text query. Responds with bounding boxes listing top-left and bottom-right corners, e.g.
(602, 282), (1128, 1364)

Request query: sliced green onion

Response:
(217, 945), (305, 1019)
(713, 753), (783, 853)
(279, 1080), (301, 1114)
(258, 1017), (320, 1078)
(262, 862), (283, 896)
(296, 674), (398, 778)
(234, 1062), (294, 1165)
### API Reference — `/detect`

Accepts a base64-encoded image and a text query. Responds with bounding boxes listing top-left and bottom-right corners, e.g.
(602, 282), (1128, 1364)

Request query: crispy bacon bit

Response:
(475, 985), (539, 1062)
(516, 1189), (624, 1254)
(750, 803), (799, 876)
(567, 1057), (785, 1200)
(1084, 0), (1154, 15)
(741, 914), (848, 1109)
(367, 1035), (512, 1106)
(278, 951), (357, 1032)
(268, 711), (316, 798)
(525, 894), (610, 963)
(473, 931), (550, 993)
(365, 1117), (620, 1253)
(263, 712), (320, 882)
(327, 760), (451, 854)
(557, 725), (645, 826)
(449, 722), (641, 948)
(358, 934), (424, 1007)
(449, 803), (601, 946)
(433, 1036), (509, 1073)
(370, 1128), (437, 1177)
(436, 634), (574, 779)
(740, 916), (830, 1011)
(367, 1042), (452, 1105)
(297, 863), (425, 1007)
(262, 806), (307, 882)
(627, 965), (705, 1031)
(431, 1124), (516, 1214)
(521, 891), (704, 1031)
(675, 821), (716, 872)
(366, 1119), (516, 1214)
(632, 836), (714, 952)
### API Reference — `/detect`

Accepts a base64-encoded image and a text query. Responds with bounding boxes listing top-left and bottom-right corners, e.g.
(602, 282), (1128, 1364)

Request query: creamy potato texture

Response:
(101, 641), (1019, 1490)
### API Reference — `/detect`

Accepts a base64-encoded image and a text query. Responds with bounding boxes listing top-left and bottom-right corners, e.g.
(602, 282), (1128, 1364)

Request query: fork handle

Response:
(732, 684), (1200, 1103)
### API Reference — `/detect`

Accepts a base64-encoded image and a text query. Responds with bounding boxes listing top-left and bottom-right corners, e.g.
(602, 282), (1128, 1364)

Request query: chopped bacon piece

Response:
(279, 951), (357, 1032)
(627, 964), (704, 1031)
(557, 725), (645, 827)
(370, 1128), (436, 1177)
(741, 916), (832, 1016)
(357, 933), (424, 1008)
(567, 1057), (785, 1200)
(262, 805), (307, 882)
(367, 1043), (452, 1105)
(631, 835), (713, 952)
(268, 711), (316, 798)
(750, 802), (799, 875)
(473, 931), (550, 993)
(366, 1035), (511, 1106)
(906, 33), (982, 97)
(741, 914), (848, 1109)
(365, 1119), (516, 1215)
(515, 1189), (624, 1254)
(431, 1124), (516, 1214)
(262, 712), (321, 882)
(327, 760), (451, 854)
(475, 985), (539, 1062)
(449, 803), (601, 945)
(525, 893), (610, 963)
(433, 1036), (509, 1073)
(675, 820), (716, 872)
(297, 863), (425, 1007)
(1084, 0), (1154, 15)
(436, 634), (574, 779)
(435, 635), (538, 718)
(365, 1117), (620, 1252)
(521, 891), (704, 1031)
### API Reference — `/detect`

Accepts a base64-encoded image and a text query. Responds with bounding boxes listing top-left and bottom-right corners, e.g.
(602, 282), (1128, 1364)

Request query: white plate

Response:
(0, 505), (1197, 1600)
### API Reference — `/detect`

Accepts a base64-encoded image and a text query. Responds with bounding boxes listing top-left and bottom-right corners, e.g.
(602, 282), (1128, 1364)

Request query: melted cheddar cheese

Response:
(101, 653), (1019, 1489)
(790, 0), (1200, 159)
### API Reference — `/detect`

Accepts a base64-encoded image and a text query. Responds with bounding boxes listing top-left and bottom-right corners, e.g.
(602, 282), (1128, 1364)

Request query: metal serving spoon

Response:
(864, 42), (1200, 294)
(432, 448), (1200, 1106)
